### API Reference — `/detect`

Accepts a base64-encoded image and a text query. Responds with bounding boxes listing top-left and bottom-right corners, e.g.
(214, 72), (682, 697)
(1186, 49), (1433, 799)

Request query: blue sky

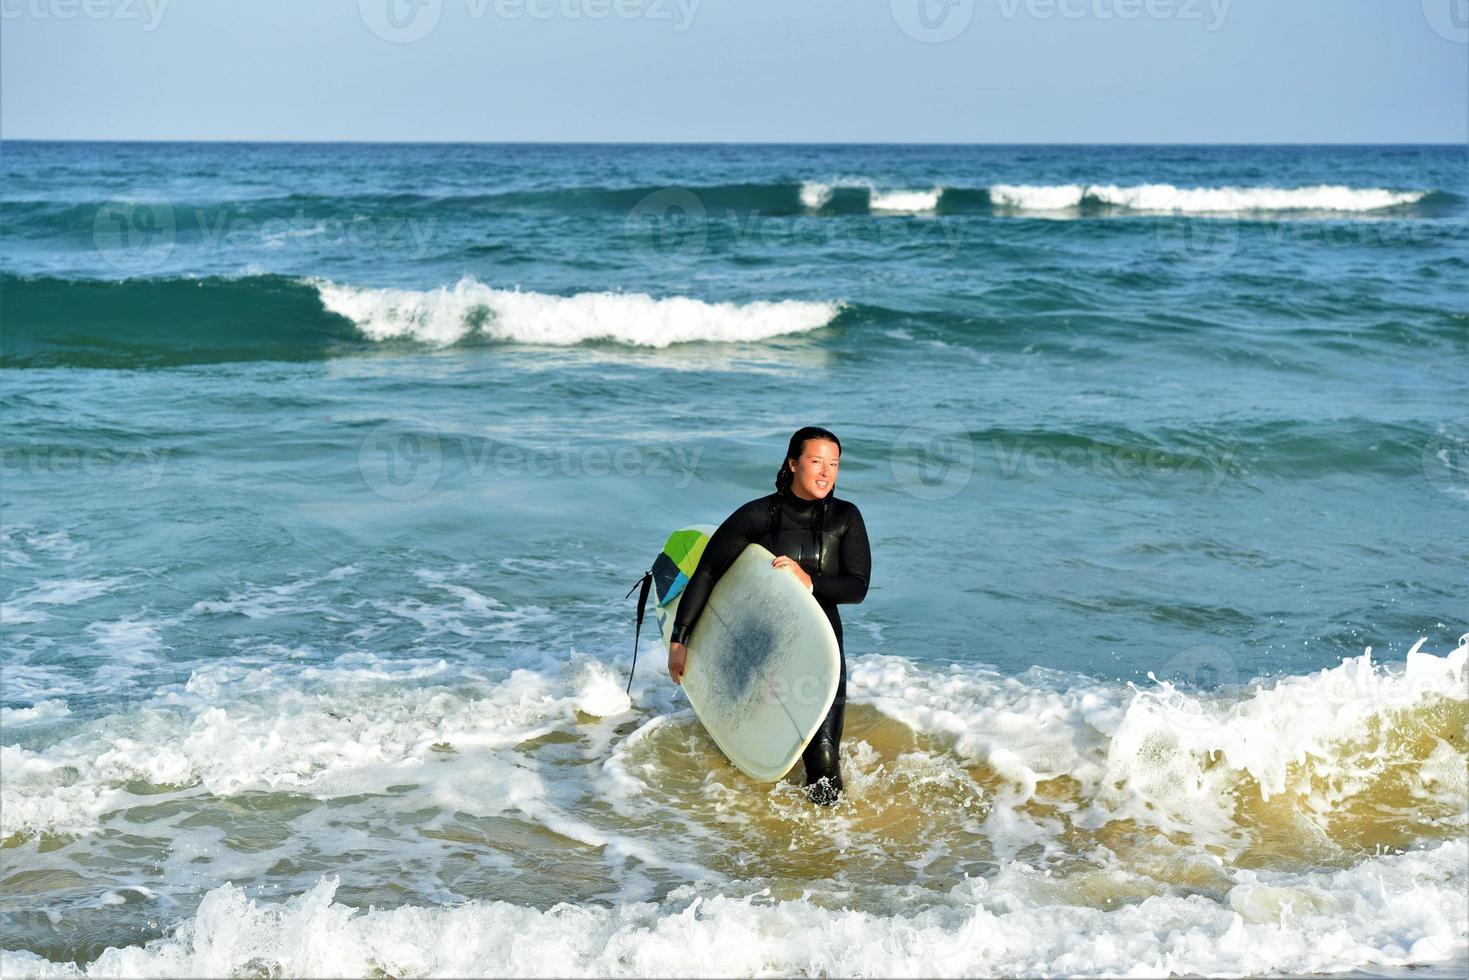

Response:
(2, 0), (1465, 142)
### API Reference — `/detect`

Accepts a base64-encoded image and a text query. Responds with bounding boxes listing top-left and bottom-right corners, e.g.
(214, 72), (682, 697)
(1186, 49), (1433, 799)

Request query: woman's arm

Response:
(811, 502), (870, 605)
(669, 498), (770, 645)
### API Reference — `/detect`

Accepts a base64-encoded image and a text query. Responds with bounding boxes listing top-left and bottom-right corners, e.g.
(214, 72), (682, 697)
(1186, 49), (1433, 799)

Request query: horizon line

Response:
(2, 137), (1465, 148)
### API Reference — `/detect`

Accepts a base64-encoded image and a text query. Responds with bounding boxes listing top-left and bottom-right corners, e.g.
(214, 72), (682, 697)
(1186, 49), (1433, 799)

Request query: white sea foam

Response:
(0, 649), (631, 839)
(188, 565), (360, 619)
(369, 568), (553, 641)
(0, 743), (128, 840)
(799, 180), (940, 213)
(4, 632), (1460, 851)
(870, 187), (941, 212)
(0, 665), (89, 705)
(852, 637), (1468, 857)
(0, 525), (88, 566)
(2, 636), (1464, 974)
(1, 575), (129, 625)
(0, 699), (71, 727)
(797, 177), (873, 210)
(85, 618), (166, 664)
(798, 181), (835, 209)
(990, 182), (1092, 210)
(989, 182), (1427, 213)
(313, 278), (843, 348)
(2, 838), (1462, 978)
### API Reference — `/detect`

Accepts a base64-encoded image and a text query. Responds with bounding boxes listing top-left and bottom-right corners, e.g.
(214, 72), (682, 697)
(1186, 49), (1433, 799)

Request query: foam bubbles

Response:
(3, 638), (1463, 975)
(7, 840), (1463, 977)
(0, 699), (71, 727)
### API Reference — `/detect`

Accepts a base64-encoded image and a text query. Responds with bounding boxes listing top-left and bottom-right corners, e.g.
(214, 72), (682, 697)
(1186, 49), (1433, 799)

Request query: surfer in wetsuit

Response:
(666, 426), (871, 806)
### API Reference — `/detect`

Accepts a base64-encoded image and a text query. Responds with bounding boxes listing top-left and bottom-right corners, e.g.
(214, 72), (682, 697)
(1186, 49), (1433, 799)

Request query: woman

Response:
(667, 426), (872, 805)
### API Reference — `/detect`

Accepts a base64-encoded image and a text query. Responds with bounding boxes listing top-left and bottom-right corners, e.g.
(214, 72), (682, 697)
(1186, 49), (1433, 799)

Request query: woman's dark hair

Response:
(775, 426), (842, 494)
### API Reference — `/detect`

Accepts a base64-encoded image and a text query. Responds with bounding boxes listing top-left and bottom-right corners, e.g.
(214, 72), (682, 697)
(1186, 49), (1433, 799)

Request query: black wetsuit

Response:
(669, 485), (871, 804)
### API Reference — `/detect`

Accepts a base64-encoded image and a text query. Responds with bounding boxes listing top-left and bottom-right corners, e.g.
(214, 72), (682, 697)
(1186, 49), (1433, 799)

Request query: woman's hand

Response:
(668, 641), (688, 685)
(771, 556), (813, 592)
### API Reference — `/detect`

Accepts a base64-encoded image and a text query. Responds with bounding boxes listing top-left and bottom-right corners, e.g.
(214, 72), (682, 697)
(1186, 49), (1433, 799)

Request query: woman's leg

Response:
(802, 650), (846, 805)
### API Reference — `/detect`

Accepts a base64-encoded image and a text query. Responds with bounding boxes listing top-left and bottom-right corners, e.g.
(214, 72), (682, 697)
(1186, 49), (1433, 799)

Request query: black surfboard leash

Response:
(624, 569), (653, 695)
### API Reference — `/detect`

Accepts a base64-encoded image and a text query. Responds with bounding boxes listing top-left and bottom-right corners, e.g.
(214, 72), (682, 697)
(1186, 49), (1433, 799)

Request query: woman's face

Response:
(787, 439), (840, 500)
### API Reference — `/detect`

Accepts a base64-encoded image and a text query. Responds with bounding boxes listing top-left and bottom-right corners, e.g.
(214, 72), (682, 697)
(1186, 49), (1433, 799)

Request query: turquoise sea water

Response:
(1, 142), (1466, 976)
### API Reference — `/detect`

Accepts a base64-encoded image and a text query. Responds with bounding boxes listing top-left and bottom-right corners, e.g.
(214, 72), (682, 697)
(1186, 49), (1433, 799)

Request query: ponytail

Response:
(774, 462), (795, 494)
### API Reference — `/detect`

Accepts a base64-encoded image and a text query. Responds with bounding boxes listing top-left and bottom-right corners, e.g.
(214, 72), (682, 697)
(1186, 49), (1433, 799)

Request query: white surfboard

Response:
(655, 538), (841, 782)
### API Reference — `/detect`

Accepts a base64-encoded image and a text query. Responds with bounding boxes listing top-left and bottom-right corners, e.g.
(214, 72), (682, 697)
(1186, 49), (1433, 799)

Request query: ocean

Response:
(1, 141), (1466, 977)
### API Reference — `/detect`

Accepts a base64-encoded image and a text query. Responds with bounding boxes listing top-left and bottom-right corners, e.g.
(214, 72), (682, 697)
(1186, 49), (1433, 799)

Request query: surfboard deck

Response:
(655, 535), (841, 782)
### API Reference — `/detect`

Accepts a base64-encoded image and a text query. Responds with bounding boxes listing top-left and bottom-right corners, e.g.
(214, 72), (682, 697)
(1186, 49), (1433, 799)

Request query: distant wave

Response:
(799, 181), (942, 213)
(4, 182), (1446, 233)
(0, 274), (844, 369)
(798, 181), (1442, 216)
(582, 180), (1439, 216)
(987, 183), (1433, 213)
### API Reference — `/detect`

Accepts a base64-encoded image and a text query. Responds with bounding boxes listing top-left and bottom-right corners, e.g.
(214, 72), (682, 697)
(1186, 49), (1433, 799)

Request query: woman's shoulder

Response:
(737, 492), (780, 513)
(724, 493), (780, 528)
(827, 495), (865, 527)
